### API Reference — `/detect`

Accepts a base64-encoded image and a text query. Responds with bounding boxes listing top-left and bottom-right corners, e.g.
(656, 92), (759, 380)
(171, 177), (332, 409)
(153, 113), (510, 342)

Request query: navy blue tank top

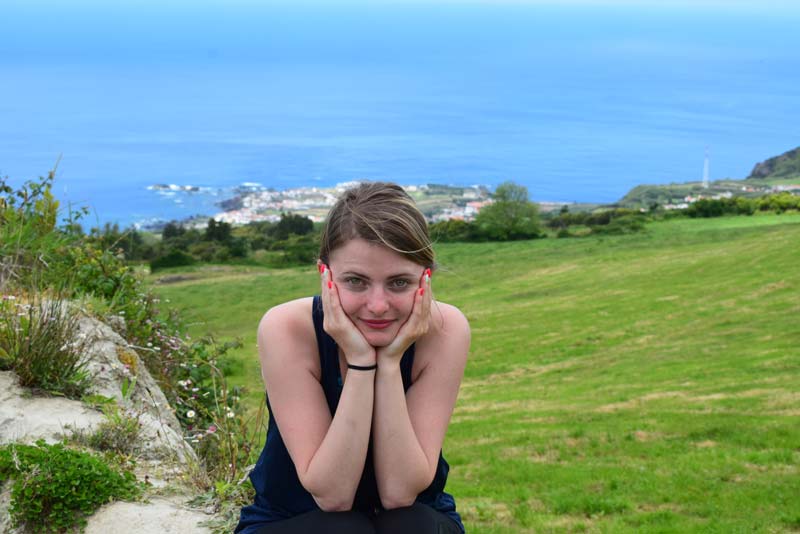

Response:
(235, 296), (464, 533)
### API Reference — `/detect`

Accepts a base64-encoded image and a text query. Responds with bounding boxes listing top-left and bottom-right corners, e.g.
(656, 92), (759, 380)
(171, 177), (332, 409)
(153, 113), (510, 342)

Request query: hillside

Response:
(618, 146), (800, 208)
(151, 214), (800, 533)
(748, 146), (800, 179)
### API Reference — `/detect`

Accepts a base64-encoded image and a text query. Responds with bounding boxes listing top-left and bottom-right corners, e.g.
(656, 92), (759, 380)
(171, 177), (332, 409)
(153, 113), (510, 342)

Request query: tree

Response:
(494, 181), (530, 204)
(474, 181), (542, 240)
(204, 218), (232, 243)
(273, 213), (313, 240)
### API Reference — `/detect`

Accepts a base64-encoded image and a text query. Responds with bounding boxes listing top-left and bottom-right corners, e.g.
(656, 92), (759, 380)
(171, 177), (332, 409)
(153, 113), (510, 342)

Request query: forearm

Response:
(372, 362), (432, 509)
(301, 370), (374, 511)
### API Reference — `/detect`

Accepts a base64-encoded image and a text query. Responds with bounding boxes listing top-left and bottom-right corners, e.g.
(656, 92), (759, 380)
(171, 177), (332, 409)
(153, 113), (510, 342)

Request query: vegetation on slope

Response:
(748, 146), (800, 179)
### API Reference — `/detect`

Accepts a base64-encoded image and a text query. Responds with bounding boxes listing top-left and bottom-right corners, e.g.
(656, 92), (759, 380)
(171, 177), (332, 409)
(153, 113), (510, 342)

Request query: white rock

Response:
(84, 498), (213, 534)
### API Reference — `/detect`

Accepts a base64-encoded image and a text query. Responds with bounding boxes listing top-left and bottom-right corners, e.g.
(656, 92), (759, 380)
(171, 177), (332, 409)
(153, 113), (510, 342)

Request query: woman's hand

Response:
(376, 269), (432, 366)
(319, 264), (376, 366)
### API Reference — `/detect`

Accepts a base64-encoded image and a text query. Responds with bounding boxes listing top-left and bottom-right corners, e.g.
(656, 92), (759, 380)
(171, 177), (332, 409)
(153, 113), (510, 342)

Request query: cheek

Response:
(336, 290), (362, 317)
(393, 291), (416, 318)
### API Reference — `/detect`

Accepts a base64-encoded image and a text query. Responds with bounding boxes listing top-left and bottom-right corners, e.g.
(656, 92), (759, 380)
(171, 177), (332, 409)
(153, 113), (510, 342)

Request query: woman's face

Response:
(327, 238), (425, 347)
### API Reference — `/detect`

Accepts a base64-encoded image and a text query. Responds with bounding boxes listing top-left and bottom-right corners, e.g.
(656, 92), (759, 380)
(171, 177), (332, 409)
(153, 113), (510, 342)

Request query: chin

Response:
(360, 330), (398, 348)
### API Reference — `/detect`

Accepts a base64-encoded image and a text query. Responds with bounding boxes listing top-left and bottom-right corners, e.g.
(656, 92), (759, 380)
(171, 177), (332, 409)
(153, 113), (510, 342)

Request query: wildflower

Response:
(226, 411), (235, 419)
(192, 387), (199, 392)
(207, 425), (217, 434)
(186, 410), (196, 419)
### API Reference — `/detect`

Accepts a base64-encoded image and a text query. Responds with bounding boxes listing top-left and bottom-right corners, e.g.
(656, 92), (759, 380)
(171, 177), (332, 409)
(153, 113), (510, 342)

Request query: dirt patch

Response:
(595, 391), (687, 413)
(748, 280), (790, 299)
(154, 275), (198, 284)
(633, 430), (663, 442)
(502, 445), (561, 464)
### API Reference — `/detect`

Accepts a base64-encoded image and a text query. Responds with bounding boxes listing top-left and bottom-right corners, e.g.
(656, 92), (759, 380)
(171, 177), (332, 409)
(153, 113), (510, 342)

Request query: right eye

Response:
(345, 277), (365, 287)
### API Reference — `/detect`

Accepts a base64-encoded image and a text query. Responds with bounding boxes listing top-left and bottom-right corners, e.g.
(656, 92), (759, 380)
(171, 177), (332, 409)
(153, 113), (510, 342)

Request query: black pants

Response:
(253, 503), (462, 534)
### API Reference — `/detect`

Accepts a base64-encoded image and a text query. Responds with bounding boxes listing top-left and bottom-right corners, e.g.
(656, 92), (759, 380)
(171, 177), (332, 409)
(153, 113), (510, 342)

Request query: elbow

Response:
(300, 473), (355, 512)
(379, 465), (434, 510)
(380, 494), (417, 510)
(379, 483), (422, 510)
(314, 496), (354, 513)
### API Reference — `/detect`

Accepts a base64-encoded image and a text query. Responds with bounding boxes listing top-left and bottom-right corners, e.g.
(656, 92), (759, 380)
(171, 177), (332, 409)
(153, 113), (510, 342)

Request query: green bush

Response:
(474, 183), (542, 241)
(150, 249), (196, 272)
(590, 215), (647, 235)
(84, 406), (142, 455)
(1, 173), (84, 287)
(0, 440), (141, 533)
(0, 295), (91, 398)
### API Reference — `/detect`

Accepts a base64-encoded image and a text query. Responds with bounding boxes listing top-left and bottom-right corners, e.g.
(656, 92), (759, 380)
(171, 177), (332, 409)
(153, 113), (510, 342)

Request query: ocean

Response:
(2, 1), (799, 228)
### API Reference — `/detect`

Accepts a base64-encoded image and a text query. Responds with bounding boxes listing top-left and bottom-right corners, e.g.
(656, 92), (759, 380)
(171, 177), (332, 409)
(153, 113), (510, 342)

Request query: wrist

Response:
(375, 354), (401, 372)
(346, 350), (376, 367)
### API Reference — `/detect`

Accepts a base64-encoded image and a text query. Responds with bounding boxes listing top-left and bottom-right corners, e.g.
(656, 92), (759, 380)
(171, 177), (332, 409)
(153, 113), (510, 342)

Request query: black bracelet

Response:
(347, 363), (378, 371)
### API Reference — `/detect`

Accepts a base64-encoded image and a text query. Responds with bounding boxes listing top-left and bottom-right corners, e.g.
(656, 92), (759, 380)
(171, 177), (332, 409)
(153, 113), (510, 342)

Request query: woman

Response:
(236, 182), (470, 534)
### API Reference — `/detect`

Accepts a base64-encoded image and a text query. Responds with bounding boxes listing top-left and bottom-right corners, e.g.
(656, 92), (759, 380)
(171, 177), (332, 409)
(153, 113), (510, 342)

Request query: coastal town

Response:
(143, 172), (800, 231)
(209, 182), (495, 225)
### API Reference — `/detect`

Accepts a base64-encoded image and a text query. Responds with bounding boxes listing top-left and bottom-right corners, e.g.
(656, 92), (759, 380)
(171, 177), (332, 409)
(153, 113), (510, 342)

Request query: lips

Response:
(361, 319), (394, 330)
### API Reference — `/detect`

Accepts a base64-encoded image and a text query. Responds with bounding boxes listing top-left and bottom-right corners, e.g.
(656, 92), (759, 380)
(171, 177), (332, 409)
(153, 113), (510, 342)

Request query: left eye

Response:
(390, 279), (409, 289)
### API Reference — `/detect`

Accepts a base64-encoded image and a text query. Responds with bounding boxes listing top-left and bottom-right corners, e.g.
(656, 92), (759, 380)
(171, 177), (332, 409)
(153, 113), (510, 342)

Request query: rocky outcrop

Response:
(0, 316), (192, 463)
(0, 313), (213, 533)
(748, 146), (800, 179)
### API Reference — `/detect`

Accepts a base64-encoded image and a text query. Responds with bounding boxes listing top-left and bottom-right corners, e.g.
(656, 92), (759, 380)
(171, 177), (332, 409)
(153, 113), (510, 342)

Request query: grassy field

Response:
(151, 213), (800, 533)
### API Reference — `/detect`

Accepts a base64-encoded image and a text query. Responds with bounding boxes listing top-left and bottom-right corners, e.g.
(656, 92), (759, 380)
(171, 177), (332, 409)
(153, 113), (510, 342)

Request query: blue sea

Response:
(2, 1), (799, 228)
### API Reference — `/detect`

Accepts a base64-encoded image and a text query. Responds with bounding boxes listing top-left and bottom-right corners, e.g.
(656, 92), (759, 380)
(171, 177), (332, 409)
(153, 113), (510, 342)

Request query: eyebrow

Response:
(339, 270), (417, 280)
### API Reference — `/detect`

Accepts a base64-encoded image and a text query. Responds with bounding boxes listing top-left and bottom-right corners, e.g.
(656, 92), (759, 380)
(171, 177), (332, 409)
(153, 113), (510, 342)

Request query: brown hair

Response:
(319, 182), (434, 269)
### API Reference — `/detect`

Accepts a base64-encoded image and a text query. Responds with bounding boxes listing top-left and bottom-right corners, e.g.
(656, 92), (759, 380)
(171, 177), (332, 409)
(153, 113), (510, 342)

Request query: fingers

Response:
(420, 268), (432, 328)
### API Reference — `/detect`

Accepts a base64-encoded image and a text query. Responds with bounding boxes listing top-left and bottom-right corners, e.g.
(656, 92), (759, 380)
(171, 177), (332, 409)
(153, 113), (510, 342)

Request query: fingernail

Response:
(426, 268), (432, 277)
(328, 281), (332, 289)
(419, 288), (424, 296)
(424, 274), (430, 284)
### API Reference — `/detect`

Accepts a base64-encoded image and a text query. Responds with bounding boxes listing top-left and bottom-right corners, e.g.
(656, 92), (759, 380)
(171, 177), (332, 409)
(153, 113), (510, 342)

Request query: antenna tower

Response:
(703, 147), (710, 189)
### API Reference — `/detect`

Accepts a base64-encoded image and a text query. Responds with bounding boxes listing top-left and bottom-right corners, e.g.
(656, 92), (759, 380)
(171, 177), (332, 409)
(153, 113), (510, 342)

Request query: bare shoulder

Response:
(258, 297), (319, 380)
(429, 301), (470, 342)
(414, 301), (470, 377)
(258, 296), (315, 336)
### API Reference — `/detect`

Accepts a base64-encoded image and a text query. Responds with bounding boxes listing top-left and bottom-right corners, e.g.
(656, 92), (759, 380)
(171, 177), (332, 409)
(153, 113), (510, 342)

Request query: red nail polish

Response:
(328, 281), (332, 289)
(426, 268), (431, 277)
(419, 288), (424, 296)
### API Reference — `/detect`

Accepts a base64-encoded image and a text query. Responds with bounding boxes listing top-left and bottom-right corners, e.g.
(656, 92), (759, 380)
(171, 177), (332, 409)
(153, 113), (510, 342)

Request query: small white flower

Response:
(226, 411), (235, 419)
(186, 410), (196, 419)
(191, 387), (199, 392)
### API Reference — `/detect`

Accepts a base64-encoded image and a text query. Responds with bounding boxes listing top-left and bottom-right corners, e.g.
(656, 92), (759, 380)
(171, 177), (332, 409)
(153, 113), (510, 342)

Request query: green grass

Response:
(151, 213), (800, 533)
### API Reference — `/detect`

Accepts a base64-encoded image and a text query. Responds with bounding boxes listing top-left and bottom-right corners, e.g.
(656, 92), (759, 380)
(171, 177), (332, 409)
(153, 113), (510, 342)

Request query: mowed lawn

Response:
(152, 213), (800, 533)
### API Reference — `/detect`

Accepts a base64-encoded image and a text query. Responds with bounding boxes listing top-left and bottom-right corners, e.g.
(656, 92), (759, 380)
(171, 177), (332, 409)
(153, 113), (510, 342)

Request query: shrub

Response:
(590, 215), (646, 235)
(429, 219), (473, 242)
(0, 173), (84, 288)
(0, 295), (91, 398)
(474, 182), (542, 241)
(85, 406), (142, 455)
(0, 440), (141, 533)
(150, 249), (196, 272)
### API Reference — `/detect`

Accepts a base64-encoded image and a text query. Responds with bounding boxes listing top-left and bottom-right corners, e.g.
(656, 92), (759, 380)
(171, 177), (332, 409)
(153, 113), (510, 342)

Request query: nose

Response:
(365, 286), (390, 316)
